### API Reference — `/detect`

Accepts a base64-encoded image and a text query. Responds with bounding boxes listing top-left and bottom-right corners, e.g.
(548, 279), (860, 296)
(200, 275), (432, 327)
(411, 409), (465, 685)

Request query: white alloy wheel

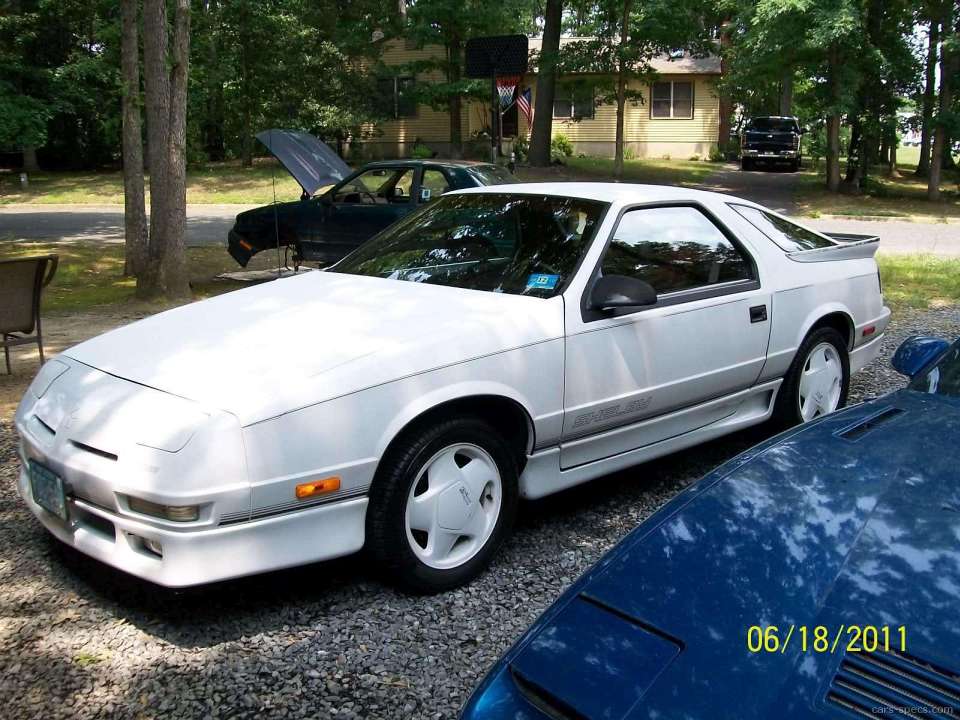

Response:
(404, 443), (502, 570)
(798, 341), (844, 421)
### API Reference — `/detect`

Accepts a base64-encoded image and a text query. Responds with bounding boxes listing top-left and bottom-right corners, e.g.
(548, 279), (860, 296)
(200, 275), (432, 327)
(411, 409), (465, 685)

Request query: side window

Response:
(601, 206), (752, 294)
(730, 204), (836, 252)
(334, 168), (413, 204)
(421, 169), (450, 202)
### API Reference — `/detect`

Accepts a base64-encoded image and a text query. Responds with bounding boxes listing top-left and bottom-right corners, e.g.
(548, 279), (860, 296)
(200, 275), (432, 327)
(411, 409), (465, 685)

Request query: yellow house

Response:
(354, 37), (722, 160)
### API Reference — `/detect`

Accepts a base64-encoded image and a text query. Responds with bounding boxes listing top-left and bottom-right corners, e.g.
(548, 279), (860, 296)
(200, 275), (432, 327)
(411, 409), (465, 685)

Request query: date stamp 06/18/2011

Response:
(746, 625), (907, 654)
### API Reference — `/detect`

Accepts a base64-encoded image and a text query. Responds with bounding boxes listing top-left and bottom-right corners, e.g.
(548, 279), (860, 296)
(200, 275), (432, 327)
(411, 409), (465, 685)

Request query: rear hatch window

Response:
(731, 204), (837, 252)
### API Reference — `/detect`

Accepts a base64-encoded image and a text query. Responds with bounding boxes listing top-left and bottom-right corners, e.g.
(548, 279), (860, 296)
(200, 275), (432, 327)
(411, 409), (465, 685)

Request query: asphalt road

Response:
(0, 203), (255, 247)
(1, 189), (958, 256)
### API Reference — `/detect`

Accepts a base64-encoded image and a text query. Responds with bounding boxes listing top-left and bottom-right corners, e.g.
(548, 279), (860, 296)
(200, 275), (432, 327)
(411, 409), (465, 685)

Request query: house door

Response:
(501, 103), (518, 139)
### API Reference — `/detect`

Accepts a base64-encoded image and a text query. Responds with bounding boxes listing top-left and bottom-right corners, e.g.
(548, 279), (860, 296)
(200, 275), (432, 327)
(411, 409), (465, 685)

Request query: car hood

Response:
(256, 128), (351, 196)
(468, 391), (960, 719)
(63, 272), (564, 425)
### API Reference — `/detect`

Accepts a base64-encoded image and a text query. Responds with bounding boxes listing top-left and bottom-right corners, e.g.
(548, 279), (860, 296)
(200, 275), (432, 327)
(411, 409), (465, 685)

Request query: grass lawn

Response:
(0, 159), (304, 206)
(519, 155), (719, 186)
(878, 254), (960, 309)
(1, 155), (720, 206)
(794, 158), (960, 221)
(0, 239), (280, 313)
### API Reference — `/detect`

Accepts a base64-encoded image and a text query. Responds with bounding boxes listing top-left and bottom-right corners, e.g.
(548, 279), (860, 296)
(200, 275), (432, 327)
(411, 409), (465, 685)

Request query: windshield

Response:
(466, 165), (518, 186)
(745, 118), (799, 133)
(333, 193), (608, 298)
(910, 341), (960, 398)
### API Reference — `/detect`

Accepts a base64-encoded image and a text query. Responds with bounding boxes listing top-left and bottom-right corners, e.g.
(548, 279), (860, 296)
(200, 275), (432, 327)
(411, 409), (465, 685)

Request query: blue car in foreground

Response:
(462, 336), (960, 720)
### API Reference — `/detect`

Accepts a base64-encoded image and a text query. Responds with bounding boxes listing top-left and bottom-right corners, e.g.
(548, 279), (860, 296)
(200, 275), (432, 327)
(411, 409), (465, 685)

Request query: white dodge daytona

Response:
(16, 183), (889, 592)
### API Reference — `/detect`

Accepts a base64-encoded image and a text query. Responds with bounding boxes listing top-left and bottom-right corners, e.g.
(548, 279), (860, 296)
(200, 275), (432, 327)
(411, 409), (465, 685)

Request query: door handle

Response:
(749, 305), (768, 323)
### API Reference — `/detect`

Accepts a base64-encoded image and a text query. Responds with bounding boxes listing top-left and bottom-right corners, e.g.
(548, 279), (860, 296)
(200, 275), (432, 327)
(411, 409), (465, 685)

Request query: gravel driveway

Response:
(2, 306), (958, 720)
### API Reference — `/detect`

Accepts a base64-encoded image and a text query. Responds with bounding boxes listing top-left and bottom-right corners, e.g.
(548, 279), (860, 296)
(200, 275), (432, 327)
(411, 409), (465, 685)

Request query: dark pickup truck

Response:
(740, 116), (804, 171)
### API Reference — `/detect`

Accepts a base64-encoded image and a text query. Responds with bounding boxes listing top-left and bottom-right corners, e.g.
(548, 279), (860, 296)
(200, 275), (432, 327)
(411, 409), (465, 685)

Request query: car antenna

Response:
(269, 127), (283, 279)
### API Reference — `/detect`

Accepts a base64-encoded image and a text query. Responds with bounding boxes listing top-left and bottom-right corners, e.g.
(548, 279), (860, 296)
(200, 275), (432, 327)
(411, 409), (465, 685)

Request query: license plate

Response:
(29, 460), (68, 521)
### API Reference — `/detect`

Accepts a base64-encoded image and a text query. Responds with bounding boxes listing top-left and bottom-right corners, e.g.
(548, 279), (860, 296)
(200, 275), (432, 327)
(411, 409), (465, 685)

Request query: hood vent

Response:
(827, 649), (960, 718)
(510, 669), (586, 720)
(837, 407), (904, 442)
(70, 440), (118, 462)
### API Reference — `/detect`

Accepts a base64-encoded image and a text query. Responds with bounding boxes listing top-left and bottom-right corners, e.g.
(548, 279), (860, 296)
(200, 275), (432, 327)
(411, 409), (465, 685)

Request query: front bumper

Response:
(18, 460), (367, 587)
(743, 148), (799, 159)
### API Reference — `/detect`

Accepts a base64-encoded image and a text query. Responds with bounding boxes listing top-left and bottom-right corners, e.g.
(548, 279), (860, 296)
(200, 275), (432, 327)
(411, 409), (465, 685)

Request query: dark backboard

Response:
(465, 35), (529, 78)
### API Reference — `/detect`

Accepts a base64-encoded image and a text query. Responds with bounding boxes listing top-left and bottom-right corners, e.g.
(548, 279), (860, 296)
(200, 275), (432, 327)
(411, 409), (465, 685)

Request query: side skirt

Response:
(519, 379), (782, 500)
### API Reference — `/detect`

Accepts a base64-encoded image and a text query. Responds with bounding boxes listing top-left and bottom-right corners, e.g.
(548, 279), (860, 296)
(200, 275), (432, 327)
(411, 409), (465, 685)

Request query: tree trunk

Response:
(22, 147), (40, 172)
(447, 35), (463, 159)
(140, 0), (171, 297)
(121, 0), (147, 278)
(161, 0), (191, 299)
(716, 19), (734, 158)
(888, 134), (898, 176)
(825, 44), (841, 192)
(779, 69), (793, 116)
(529, 0), (563, 167)
(929, 5), (957, 201)
(613, 0), (632, 180)
(916, 19), (938, 177)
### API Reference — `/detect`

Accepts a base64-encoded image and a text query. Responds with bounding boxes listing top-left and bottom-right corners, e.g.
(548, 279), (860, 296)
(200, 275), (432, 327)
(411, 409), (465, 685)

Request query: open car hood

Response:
(255, 129), (351, 196)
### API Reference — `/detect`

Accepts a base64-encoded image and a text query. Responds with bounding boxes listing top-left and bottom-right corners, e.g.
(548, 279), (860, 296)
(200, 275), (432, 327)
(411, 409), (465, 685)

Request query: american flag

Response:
(517, 88), (534, 128)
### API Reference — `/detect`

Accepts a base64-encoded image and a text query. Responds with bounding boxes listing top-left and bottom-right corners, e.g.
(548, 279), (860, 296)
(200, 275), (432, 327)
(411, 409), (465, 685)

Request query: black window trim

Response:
(552, 85), (596, 120)
(578, 200), (761, 323)
(378, 76), (418, 120)
(649, 80), (695, 120)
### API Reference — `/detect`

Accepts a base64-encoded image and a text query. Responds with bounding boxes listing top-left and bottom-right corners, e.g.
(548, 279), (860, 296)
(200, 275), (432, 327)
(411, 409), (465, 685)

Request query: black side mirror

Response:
(590, 275), (657, 311)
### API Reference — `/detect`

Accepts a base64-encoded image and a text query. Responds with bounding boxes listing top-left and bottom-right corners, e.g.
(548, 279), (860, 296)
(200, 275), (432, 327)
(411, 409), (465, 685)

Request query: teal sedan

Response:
(228, 130), (515, 267)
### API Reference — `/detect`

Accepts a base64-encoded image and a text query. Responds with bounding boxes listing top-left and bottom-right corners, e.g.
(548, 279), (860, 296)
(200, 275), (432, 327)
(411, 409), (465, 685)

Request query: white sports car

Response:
(15, 183), (889, 592)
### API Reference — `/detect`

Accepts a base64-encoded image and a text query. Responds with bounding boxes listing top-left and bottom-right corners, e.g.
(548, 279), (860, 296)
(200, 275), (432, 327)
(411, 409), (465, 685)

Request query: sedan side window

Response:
(334, 167), (414, 204)
(601, 206), (752, 295)
(421, 169), (451, 202)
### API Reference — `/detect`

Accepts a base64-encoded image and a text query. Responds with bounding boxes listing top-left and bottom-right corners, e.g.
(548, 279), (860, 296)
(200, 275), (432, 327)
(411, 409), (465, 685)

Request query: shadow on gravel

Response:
(47, 540), (389, 648)
(518, 421), (776, 531)
(41, 420), (781, 650)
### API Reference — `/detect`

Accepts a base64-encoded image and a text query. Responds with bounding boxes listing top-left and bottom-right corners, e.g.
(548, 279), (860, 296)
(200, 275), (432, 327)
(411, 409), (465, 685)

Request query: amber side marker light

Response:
(296, 477), (341, 499)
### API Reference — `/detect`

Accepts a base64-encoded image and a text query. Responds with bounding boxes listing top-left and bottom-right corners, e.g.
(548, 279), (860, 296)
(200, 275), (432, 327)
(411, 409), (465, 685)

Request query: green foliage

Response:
(513, 134), (529, 162)
(410, 143), (434, 159)
(551, 133), (574, 159)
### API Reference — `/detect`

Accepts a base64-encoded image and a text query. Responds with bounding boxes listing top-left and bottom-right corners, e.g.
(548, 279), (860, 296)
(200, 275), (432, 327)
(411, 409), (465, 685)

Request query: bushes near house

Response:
(551, 134), (574, 162)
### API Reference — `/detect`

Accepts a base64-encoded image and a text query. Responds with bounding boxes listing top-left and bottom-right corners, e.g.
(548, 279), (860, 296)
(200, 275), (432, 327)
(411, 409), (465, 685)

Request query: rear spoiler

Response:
(787, 232), (879, 263)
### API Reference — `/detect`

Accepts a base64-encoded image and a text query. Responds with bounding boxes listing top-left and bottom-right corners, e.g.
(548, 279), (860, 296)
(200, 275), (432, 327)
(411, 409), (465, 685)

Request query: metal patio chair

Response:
(1, 255), (58, 374)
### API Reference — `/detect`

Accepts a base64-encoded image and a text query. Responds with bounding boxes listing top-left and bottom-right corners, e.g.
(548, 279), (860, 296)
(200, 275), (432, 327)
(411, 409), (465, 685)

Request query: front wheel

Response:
(741, 158), (753, 171)
(772, 327), (850, 428)
(366, 417), (519, 593)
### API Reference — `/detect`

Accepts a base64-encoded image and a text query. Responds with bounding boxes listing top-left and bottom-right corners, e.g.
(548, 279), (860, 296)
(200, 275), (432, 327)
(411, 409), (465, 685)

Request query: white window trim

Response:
(650, 81), (694, 120)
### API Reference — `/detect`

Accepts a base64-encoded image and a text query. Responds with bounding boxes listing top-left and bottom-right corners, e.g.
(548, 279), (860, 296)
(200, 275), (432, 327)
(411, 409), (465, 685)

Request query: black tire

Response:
(366, 416), (519, 594)
(789, 159), (800, 172)
(772, 326), (850, 429)
(741, 158), (753, 171)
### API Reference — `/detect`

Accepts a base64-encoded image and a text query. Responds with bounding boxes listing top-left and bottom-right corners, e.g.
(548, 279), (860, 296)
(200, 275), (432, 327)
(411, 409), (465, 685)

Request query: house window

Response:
(651, 81), (693, 119)
(553, 86), (594, 120)
(377, 76), (417, 119)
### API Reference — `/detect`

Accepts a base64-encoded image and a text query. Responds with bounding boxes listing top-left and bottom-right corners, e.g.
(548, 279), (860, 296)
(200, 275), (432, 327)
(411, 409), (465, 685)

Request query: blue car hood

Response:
(466, 390), (960, 720)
